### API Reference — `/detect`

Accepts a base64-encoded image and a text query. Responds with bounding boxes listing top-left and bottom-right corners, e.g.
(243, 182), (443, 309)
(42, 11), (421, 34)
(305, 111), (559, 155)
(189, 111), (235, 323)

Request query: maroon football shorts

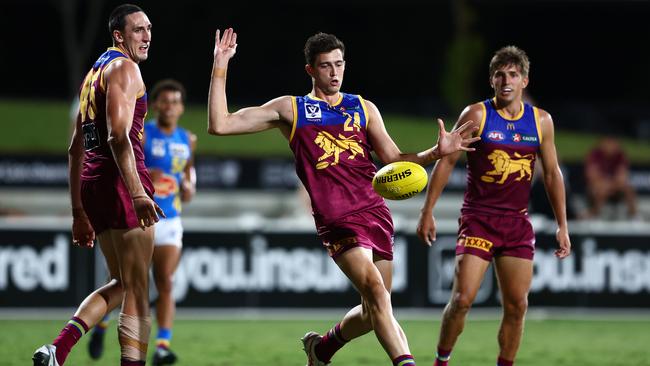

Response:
(81, 169), (154, 235)
(317, 205), (395, 261)
(457, 212), (535, 261)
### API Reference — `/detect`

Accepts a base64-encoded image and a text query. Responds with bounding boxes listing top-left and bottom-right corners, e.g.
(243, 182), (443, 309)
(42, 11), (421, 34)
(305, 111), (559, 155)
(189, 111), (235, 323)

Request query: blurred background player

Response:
(33, 4), (162, 366)
(207, 28), (478, 366)
(417, 46), (571, 366)
(88, 79), (196, 366)
(582, 136), (638, 220)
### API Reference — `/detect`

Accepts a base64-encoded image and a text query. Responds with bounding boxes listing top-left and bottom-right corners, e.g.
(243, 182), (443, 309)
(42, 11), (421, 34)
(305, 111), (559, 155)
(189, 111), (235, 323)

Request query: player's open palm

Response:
(417, 211), (437, 247)
(72, 215), (95, 248)
(213, 28), (238, 66)
(436, 119), (480, 157)
(133, 196), (165, 230)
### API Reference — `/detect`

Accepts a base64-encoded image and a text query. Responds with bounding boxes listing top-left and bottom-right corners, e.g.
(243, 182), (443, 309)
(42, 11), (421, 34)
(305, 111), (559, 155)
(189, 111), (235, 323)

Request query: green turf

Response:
(4, 318), (649, 365)
(2, 99), (650, 163)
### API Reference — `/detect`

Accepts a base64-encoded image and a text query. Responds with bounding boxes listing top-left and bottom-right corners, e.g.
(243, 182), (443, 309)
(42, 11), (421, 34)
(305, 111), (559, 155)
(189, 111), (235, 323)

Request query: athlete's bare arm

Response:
(365, 99), (479, 166)
(537, 109), (571, 258)
(105, 59), (164, 228)
(68, 112), (95, 248)
(416, 103), (483, 246)
(208, 28), (293, 138)
(181, 131), (197, 202)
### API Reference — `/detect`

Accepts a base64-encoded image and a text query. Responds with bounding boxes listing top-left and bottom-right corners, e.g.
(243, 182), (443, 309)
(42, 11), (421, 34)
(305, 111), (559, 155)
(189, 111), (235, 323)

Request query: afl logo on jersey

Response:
(487, 130), (505, 141)
(305, 103), (322, 119)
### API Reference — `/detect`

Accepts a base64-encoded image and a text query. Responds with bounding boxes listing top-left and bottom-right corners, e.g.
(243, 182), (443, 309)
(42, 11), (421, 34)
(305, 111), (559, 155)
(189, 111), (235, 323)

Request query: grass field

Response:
(3, 318), (649, 365)
(2, 99), (650, 163)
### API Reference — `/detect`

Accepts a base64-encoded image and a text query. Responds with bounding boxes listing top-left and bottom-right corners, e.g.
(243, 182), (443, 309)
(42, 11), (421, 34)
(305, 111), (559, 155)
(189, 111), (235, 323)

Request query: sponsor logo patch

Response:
(305, 103), (322, 119)
(325, 236), (358, 256)
(513, 133), (522, 142)
(487, 130), (505, 141)
(462, 236), (493, 252)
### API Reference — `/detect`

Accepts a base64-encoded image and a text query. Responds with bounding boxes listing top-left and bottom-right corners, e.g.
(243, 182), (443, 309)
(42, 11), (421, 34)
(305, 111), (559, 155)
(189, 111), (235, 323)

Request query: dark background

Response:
(2, 0), (649, 134)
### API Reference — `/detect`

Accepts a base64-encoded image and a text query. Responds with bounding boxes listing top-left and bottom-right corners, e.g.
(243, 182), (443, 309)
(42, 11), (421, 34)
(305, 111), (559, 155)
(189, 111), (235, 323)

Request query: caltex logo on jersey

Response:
(513, 133), (522, 142)
(487, 131), (505, 141)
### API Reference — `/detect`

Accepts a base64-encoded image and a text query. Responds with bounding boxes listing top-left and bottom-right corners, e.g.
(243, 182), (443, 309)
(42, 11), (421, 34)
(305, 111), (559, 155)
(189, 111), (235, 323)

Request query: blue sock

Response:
(94, 315), (110, 334)
(156, 328), (172, 349)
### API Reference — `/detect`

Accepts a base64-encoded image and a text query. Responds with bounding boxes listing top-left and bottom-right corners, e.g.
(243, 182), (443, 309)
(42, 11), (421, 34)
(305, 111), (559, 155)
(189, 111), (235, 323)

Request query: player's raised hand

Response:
(213, 28), (238, 66)
(435, 119), (480, 157)
(133, 195), (166, 230)
(72, 209), (95, 248)
(554, 226), (571, 259)
(416, 210), (437, 247)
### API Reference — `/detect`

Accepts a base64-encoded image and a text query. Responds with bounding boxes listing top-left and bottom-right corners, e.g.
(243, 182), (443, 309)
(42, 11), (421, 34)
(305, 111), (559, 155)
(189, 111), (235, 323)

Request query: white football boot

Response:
(32, 344), (59, 366)
(301, 331), (330, 366)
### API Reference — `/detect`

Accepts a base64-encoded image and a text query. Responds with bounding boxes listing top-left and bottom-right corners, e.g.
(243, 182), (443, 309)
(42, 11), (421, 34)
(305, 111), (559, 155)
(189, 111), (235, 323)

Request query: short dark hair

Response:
(304, 32), (345, 66)
(150, 79), (186, 102)
(489, 46), (530, 78)
(108, 4), (143, 36)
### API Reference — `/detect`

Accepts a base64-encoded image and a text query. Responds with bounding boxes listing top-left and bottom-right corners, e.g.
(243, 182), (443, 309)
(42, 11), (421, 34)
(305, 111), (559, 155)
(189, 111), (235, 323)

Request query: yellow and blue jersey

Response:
(144, 121), (191, 218)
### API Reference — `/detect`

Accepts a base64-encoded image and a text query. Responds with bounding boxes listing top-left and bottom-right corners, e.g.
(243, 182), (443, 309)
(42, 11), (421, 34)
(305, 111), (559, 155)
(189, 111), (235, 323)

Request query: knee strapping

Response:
(118, 313), (151, 361)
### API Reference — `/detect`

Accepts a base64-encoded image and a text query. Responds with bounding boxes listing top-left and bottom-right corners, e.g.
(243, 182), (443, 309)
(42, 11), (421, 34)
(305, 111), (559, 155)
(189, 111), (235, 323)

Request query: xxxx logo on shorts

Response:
(325, 236), (358, 256)
(462, 236), (493, 252)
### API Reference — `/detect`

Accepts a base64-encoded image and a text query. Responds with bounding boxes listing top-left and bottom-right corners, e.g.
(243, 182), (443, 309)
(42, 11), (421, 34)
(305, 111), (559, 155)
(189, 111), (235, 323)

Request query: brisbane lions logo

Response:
(481, 149), (534, 184)
(314, 131), (364, 169)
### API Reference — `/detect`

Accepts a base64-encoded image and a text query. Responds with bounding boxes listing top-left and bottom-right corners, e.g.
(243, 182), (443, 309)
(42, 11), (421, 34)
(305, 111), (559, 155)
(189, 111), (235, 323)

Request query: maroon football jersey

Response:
(462, 99), (542, 216)
(289, 93), (386, 226)
(78, 47), (149, 181)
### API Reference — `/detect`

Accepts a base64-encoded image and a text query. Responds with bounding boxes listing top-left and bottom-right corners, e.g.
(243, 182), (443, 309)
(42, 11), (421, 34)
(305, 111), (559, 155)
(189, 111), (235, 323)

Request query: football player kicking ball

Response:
(417, 46), (571, 366)
(207, 28), (479, 366)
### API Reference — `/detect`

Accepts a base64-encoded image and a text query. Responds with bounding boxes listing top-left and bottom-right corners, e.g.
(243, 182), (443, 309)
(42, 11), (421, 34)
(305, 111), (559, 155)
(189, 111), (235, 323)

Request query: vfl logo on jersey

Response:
(314, 131), (364, 169)
(487, 130), (505, 141)
(462, 236), (493, 252)
(481, 149), (534, 184)
(304, 103), (322, 119)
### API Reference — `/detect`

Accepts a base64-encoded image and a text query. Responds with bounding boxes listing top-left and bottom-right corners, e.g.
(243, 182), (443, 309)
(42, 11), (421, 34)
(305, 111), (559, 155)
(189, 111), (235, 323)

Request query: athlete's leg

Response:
(339, 257), (402, 340)
(436, 253), (490, 358)
(74, 231), (124, 322)
(493, 256), (533, 363)
(587, 180), (613, 217)
(112, 227), (155, 364)
(152, 245), (181, 332)
(335, 247), (409, 359)
(39, 232), (124, 365)
(151, 244), (181, 365)
(310, 256), (398, 364)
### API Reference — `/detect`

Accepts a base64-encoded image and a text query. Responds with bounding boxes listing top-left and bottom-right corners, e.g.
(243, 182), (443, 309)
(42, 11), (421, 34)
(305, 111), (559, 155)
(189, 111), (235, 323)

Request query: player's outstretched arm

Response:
(537, 109), (571, 258)
(366, 100), (479, 166)
(68, 112), (95, 248)
(416, 104), (483, 246)
(207, 28), (293, 136)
